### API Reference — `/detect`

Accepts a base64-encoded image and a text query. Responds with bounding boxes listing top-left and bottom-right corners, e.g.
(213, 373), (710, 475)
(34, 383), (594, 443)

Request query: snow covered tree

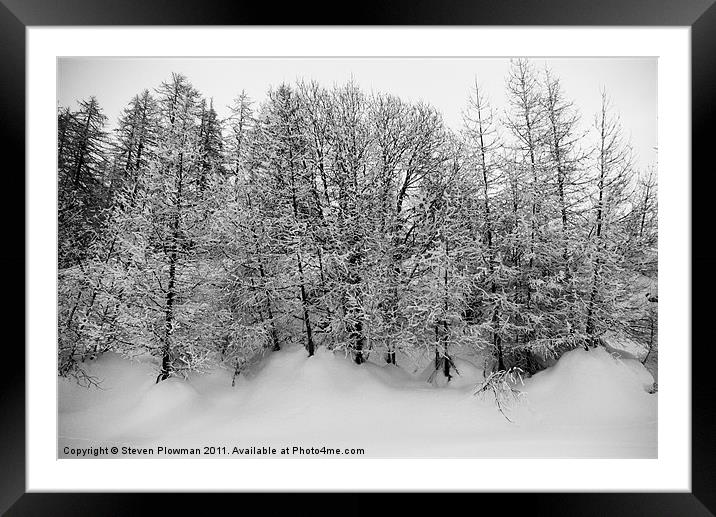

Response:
(249, 84), (320, 357)
(542, 68), (586, 276)
(504, 59), (547, 303)
(226, 90), (254, 181)
(112, 90), (159, 196)
(105, 74), (222, 381)
(414, 137), (479, 381)
(320, 81), (374, 363)
(368, 95), (449, 365)
(526, 68), (590, 358)
(462, 79), (509, 370)
(58, 97), (111, 268)
(57, 98), (119, 380)
(197, 98), (225, 188)
(209, 175), (283, 379)
(583, 91), (636, 347)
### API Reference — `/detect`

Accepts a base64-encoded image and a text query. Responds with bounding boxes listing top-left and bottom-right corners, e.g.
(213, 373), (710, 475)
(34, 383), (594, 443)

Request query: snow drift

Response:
(59, 345), (657, 458)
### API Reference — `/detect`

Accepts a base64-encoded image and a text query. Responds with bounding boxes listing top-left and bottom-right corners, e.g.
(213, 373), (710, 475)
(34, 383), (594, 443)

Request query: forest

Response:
(57, 58), (658, 394)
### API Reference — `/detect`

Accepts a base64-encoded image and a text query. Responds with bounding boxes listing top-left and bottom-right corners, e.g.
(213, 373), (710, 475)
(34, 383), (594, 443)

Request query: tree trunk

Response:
(585, 116), (606, 348)
(296, 252), (315, 357)
(352, 319), (365, 364)
(158, 153), (183, 382)
(158, 250), (176, 383)
(386, 348), (396, 365)
(258, 256), (280, 351)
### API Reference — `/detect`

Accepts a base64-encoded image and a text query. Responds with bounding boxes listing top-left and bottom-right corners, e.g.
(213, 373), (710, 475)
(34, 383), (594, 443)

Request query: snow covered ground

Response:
(59, 346), (657, 458)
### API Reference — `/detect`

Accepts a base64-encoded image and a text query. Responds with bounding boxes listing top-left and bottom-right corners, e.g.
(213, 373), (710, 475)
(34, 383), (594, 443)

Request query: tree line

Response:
(57, 59), (658, 385)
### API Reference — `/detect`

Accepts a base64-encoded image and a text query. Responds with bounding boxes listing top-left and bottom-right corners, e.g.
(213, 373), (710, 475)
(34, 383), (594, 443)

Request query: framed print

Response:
(3, 0), (712, 514)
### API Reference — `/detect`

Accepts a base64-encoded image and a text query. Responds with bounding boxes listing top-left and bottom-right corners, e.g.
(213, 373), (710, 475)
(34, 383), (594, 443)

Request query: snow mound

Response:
(523, 347), (656, 424)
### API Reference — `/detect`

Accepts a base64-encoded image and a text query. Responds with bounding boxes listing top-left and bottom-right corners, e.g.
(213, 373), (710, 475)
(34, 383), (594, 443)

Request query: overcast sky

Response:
(58, 57), (657, 171)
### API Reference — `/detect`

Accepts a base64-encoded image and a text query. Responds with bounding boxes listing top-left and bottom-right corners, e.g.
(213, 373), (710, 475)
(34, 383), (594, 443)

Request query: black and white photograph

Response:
(56, 56), (658, 459)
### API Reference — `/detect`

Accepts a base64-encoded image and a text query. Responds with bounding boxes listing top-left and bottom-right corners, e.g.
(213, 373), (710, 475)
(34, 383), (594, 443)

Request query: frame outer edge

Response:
(691, 1), (716, 514)
(0, 0), (27, 514)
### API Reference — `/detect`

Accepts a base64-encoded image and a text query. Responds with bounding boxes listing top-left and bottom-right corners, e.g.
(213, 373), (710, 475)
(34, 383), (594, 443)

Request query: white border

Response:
(27, 27), (690, 491)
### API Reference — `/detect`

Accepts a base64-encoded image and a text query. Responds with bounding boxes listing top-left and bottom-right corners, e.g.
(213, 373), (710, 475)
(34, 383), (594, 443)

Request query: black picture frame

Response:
(2, 1), (712, 514)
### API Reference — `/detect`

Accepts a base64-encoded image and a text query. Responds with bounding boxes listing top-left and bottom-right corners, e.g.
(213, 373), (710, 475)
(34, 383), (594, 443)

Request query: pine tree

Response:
(106, 74), (219, 381)
(323, 81), (372, 363)
(57, 98), (118, 379)
(503, 59), (554, 368)
(505, 59), (546, 305)
(226, 90), (254, 181)
(462, 79), (508, 370)
(417, 137), (476, 381)
(250, 84), (318, 357)
(583, 91), (635, 347)
(58, 97), (111, 268)
(537, 68), (589, 356)
(112, 90), (159, 203)
(197, 98), (225, 189)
